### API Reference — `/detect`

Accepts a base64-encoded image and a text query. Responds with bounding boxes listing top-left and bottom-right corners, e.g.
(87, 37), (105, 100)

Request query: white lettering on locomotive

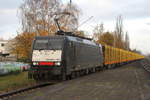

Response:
(32, 50), (62, 62)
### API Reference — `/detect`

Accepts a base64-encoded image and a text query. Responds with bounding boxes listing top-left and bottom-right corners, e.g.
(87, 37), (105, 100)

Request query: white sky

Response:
(0, 0), (150, 55)
(72, 0), (150, 55)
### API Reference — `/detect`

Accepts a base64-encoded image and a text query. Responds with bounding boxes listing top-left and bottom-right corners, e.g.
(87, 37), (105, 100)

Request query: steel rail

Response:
(0, 82), (55, 99)
(140, 59), (150, 72)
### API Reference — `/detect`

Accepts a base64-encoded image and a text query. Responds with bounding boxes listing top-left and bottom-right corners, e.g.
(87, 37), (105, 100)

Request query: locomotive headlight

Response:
(33, 62), (36, 65)
(56, 62), (61, 66)
(33, 62), (38, 65)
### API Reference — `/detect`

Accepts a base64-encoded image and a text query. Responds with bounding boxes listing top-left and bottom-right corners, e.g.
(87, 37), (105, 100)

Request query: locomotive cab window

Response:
(32, 37), (64, 62)
(34, 38), (64, 50)
(48, 39), (63, 50)
(34, 39), (48, 50)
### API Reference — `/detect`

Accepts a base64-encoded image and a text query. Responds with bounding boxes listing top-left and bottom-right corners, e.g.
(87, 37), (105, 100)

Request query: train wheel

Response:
(33, 74), (38, 81)
(84, 70), (86, 75)
(76, 71), (80, 77)
(28, 72), (33, 79)
(95, 67), (100, 72)
(108, 65), (112, 69)
(62, 73), (66, 81)
(101, 66), (105, 71)
(71, 72), (76, 79)
(93, 68), (96, 73)
(105, 66), (108, 69)
(80, 70), (84, 76)
(66, 75), (71, 80)
(86, 69), (89, 74)
(113, 64), (116, 69)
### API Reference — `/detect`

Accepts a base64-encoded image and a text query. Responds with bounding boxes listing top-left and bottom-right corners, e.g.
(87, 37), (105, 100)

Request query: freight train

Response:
(28, 31), (144, 81)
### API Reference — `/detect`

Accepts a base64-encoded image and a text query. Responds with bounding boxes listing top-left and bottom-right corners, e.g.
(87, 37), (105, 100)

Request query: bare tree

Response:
(60, 3), (80, 32)
(20, 0), (80, 36)
(93, 23), (104, 41)
(114, 15), (124, 49)
(10, 0), (80, 60)
(124, 32), (130, 50)
(21, 0), (61, 35)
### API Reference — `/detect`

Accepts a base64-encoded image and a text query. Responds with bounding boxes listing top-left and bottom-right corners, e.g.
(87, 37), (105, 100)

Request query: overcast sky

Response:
(0, 0), (150, 55)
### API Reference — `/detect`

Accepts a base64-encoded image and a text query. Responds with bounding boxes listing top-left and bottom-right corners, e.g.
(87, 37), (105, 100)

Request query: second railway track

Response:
(141, 59), (150, 72)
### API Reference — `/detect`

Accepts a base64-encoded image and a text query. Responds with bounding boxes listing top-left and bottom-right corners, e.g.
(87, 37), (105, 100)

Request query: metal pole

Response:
(70, 0), (72, 4)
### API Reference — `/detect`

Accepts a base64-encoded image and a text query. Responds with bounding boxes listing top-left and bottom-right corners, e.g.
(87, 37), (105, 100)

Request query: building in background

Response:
(0, 40), (9, 56)
(0, 40), (16, 61)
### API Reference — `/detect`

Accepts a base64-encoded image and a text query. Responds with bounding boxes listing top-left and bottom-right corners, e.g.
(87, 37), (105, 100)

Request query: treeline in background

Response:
(7, 0), (133, 62)
(93, 15), (130, 51)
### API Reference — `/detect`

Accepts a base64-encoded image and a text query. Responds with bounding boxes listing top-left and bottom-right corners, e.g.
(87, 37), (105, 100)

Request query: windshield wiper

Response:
(48, 40), (55, 50)
(39, 48), (44, 51)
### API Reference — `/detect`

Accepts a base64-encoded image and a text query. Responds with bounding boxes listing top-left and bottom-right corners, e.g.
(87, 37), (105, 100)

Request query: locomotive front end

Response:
(29, 36), (65, 80)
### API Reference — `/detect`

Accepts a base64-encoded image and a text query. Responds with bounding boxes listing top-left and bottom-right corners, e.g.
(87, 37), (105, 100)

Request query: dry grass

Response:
(0, 72), (36, 94)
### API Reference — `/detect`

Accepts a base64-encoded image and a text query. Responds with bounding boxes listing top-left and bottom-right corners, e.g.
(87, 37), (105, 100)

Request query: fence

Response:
(0, 62), (30, 76)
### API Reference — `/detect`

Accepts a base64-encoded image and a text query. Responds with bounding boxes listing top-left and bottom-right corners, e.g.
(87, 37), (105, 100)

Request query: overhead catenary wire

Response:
(72, 16), (94, 33)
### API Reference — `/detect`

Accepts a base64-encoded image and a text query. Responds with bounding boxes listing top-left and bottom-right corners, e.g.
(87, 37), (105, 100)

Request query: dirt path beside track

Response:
(7, 61), (150, 100)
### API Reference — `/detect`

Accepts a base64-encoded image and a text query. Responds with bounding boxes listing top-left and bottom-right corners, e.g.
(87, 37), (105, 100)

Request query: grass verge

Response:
(0, 72), (36, 94)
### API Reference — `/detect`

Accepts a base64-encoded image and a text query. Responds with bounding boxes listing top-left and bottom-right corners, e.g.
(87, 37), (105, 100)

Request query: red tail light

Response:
(39, 62), (55, 66)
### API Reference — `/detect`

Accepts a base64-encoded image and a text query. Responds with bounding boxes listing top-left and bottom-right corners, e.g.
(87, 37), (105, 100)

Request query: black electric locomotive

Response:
(29, 32), (103, 80)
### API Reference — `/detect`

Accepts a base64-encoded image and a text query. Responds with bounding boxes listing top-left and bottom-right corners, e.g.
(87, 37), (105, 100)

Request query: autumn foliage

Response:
(11, 32), (34, 61)
(10, 0), (80, 61)
(10, 0), (131, 62)
(94, 16), (130, 50)
(11, 31), (50, 61)
(97, 32), (114, 46)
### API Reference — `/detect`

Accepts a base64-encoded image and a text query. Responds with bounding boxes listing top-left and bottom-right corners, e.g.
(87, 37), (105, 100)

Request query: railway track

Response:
(0, 60), (146, 100)
(140, 59), (150, 72)
(0, 82), (56, 100)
